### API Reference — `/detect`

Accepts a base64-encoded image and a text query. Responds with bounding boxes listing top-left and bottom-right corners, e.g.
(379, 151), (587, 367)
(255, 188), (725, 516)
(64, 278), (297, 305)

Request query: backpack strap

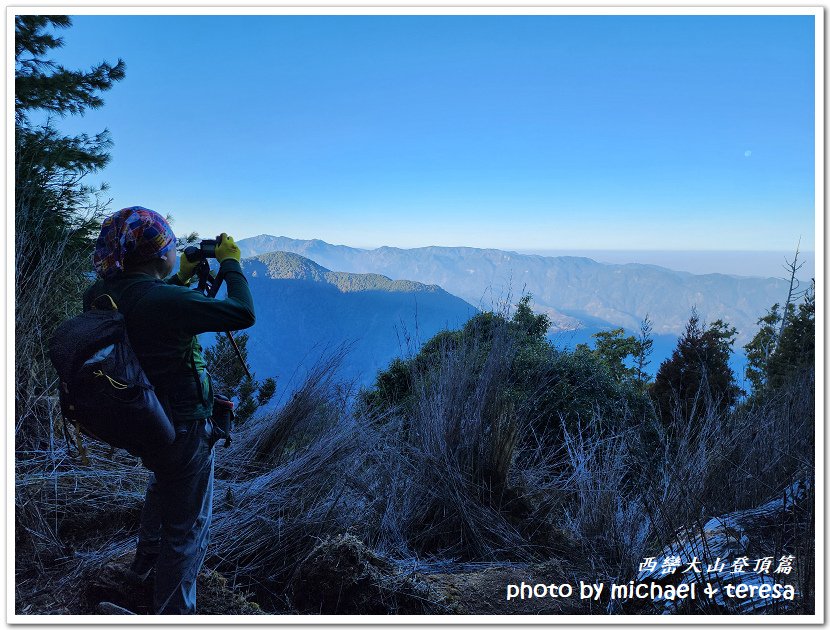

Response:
(114, 279), (175, 414)
(90, 293), (119, 312)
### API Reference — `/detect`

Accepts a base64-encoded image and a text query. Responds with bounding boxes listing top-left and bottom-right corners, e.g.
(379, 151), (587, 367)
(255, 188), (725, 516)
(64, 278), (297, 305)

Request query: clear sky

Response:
(44, 14), (816, 252)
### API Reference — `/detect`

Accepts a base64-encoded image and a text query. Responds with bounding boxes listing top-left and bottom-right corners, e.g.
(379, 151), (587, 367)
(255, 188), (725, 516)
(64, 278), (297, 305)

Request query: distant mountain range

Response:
(238, 235), (791, 343)
(232, 251), (476, 395)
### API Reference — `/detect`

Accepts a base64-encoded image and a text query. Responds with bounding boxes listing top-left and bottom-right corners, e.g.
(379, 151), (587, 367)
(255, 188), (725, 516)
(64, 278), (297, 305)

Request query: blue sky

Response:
(43, 14), (816, 253)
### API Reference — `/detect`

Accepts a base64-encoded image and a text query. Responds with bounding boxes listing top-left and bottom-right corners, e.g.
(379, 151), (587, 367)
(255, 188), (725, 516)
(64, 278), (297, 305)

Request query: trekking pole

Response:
(226, 330), (252, 380)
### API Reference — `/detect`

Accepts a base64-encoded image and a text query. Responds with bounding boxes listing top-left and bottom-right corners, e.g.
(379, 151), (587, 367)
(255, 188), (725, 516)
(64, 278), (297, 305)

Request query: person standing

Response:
(84, 207), (255, 614)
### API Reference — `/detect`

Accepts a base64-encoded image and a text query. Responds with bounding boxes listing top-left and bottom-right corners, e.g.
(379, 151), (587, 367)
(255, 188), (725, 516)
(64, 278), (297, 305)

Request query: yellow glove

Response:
(176, 251), (199, 285)
(216, 233), (241, 263)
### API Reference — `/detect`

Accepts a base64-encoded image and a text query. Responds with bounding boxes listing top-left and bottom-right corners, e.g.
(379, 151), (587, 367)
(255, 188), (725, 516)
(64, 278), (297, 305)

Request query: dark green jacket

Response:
(83, 259), (255, 422)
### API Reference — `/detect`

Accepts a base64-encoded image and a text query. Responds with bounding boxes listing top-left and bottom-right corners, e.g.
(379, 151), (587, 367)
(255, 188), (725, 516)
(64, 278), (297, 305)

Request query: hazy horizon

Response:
(237, 234), (815, 280)
(517, 248), (816, 280)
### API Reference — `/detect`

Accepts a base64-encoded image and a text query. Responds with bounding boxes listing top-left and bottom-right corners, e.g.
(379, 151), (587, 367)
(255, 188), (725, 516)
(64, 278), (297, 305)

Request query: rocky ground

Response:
(15, 479), (811, 617)
(15, 540), (599, 616)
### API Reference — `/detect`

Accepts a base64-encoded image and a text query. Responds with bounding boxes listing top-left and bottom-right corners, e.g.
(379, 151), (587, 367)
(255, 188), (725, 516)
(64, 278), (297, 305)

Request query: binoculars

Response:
(184, 237), (218, 263)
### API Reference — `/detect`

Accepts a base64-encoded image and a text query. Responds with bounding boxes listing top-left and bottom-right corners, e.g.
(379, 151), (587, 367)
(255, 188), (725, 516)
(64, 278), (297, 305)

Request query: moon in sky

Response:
(744, 150), (752, 157)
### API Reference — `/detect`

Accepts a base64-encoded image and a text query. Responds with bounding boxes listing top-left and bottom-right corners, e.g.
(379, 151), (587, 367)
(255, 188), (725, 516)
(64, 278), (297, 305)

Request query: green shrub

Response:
(361, 297), (654, 446)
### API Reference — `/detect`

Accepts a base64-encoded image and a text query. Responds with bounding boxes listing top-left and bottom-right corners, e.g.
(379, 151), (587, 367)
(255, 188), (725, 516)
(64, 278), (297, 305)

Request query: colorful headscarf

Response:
(93, 206), (177, 280)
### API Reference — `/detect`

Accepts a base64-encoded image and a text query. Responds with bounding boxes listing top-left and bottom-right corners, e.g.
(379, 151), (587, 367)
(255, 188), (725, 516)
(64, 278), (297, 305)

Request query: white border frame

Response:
(6, 4), (824, 626)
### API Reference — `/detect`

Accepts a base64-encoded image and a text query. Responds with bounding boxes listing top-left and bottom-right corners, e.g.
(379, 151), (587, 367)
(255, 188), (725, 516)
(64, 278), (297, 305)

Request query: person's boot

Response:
(129, 550), (159, 582)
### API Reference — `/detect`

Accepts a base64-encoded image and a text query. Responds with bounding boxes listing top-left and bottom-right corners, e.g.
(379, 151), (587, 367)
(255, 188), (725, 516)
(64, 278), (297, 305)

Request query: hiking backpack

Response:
(48, 284), (175, 458)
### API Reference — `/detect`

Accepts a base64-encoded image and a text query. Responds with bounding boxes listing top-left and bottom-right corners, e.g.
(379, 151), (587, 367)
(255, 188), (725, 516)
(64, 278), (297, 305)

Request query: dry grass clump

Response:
(15, 437), (149, 615)
(16, 430), (149, 610)
(556, 412), (651, 579)
(367, 316), (564, 562)
(17, 445), (147, 545)
(289, 533), (457, 614)
(208, 349), (375, 608)
(222, 346), (354, 476)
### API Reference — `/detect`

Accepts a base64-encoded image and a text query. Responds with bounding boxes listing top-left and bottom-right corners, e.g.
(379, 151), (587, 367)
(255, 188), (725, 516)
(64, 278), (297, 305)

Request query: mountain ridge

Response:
(237, 235), (791, 341)
(244, 251), (451, 296)
(240, 236), (780, 280)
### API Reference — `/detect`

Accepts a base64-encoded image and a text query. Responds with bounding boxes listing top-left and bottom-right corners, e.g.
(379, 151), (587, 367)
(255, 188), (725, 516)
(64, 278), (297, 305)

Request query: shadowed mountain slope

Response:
(227, 252), (476, 396)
